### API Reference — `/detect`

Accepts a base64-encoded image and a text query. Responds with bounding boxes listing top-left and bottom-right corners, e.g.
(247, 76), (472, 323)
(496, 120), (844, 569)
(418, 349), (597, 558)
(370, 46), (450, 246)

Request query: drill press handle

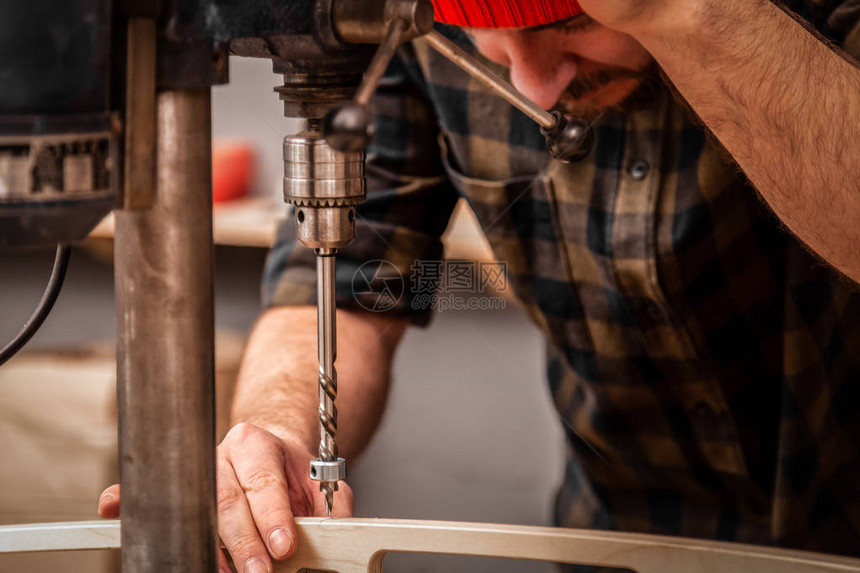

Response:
(323, 0), (595, 162)
(324, 0), (434, 152)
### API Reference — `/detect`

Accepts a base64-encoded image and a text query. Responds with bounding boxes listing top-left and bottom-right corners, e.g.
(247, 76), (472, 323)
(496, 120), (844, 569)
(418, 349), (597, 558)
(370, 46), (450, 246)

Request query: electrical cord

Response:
(0, 245), (72, 367)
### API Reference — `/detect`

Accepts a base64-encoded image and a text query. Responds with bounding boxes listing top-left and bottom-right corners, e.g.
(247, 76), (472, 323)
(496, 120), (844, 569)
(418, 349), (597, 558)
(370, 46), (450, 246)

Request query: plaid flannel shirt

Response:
(263, 0), (860, 560)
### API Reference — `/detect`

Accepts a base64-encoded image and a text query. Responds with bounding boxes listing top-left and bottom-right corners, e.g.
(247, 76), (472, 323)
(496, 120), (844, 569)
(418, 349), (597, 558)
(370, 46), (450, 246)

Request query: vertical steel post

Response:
(114, 89), (218, 573)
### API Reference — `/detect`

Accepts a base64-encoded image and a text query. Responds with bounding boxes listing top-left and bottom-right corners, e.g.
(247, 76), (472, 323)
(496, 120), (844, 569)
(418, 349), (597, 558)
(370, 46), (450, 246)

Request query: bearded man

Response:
(100, 2), (860, 572)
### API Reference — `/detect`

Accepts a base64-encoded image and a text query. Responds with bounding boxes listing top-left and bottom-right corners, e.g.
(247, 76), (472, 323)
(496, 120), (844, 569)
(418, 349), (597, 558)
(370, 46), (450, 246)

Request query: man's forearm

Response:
(231, 306), (408, 460)
(633, 0), (860, 280)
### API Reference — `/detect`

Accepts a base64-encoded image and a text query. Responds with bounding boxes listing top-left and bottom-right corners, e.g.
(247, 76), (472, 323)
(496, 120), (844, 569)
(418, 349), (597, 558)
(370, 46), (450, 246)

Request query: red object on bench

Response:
(212, 140), (254, 204)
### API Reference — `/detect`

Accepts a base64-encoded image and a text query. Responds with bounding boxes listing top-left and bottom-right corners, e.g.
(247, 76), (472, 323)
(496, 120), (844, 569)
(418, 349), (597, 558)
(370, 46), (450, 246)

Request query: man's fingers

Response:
(229, 429), (298, 560)
(218, 547), (234, 573)
(98, 484), (121, 518)
(217, 458), (273, 573)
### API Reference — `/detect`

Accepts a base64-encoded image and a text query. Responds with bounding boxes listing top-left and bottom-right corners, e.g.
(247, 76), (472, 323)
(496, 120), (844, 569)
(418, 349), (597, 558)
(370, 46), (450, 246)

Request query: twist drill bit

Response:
(316, 249), (340, 515)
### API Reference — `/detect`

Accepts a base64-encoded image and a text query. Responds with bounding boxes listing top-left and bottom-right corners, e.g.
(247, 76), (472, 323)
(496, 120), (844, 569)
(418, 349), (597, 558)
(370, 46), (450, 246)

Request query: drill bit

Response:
(316, 248), (339, 516)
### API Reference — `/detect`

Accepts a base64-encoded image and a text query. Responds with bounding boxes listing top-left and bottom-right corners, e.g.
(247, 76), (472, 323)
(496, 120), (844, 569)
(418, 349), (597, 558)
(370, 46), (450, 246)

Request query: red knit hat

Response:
(431, 0), (583, 28)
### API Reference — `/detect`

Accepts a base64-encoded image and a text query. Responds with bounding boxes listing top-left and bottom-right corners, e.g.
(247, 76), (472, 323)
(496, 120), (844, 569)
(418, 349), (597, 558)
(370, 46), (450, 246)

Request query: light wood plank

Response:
(89, 197), (287, 249)
(2, 518), (857, 573)
(89, 198), (495, 262)
(279, 518), (860, 573)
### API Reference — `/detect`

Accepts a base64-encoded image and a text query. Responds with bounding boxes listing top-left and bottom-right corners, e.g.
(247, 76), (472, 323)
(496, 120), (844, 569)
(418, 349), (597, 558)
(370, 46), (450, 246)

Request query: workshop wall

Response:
(211, 56), (303, 199)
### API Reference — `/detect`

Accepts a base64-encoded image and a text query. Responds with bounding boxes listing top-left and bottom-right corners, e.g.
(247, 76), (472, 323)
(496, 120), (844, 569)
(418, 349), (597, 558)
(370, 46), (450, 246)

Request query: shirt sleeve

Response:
(783, 0), (860, 57)
(261, 43), (460, 327)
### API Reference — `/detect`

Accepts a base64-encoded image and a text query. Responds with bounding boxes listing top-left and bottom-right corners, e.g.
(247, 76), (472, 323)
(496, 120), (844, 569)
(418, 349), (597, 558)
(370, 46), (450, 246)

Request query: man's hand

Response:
(98, 423), (354, 573)
(100, 306), (403, 571)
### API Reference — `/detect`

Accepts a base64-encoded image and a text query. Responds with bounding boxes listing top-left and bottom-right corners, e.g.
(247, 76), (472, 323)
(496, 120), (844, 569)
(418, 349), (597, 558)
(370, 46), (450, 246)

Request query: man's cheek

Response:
(469, 32), (513, 68)
(564, 33), (654, 71)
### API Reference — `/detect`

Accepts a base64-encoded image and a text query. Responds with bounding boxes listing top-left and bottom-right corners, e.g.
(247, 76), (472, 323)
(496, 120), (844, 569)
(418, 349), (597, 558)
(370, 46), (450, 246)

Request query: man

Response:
(100, 1), (860, 572)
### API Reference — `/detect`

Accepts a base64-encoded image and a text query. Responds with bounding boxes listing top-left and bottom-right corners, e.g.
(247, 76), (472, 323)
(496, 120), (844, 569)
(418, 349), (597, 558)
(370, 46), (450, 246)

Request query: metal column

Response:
(114, 89), (218, 573)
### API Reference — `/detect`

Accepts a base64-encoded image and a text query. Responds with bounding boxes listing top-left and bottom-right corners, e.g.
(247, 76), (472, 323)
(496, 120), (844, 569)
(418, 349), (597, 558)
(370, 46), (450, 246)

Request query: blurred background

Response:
(0, 56), (564, 573)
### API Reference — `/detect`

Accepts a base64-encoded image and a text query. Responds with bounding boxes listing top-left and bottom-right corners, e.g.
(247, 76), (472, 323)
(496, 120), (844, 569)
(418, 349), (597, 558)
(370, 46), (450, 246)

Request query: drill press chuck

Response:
(284, 122), (365, 250)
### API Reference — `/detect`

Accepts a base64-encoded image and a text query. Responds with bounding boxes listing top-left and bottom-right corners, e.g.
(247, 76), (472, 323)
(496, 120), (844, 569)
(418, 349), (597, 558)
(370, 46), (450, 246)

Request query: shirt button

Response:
(628, 159), (650, 181)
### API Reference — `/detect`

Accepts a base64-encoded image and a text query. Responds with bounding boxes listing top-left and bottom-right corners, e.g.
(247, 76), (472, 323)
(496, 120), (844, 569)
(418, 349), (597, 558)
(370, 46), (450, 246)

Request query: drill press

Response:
(0, 0), (596, 566)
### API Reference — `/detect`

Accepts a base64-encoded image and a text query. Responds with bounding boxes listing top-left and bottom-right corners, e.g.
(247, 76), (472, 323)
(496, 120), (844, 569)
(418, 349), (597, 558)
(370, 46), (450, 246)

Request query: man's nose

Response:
(503, 37), (579, 110)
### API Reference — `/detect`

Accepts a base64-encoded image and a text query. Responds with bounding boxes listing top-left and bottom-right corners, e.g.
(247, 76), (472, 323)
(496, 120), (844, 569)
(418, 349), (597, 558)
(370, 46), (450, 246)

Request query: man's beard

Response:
(554, 61), (663, 121)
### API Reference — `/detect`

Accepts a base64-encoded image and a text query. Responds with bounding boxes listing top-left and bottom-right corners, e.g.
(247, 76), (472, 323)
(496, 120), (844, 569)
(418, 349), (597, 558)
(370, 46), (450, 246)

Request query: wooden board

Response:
(89, 197), (287, 249)
(2, 518), (858, 573)
(89, 198), (496, 263)
(279, 518), (860, 573)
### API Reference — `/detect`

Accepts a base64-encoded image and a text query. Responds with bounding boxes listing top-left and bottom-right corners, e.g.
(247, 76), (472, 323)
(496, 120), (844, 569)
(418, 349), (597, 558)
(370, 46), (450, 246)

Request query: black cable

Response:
(0, 245), (72, 367)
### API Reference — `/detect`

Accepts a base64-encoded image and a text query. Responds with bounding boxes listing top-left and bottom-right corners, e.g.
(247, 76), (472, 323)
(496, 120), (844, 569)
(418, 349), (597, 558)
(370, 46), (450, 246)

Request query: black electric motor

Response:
(0, 0), (118, 248)
(0, 0), (374, 248)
